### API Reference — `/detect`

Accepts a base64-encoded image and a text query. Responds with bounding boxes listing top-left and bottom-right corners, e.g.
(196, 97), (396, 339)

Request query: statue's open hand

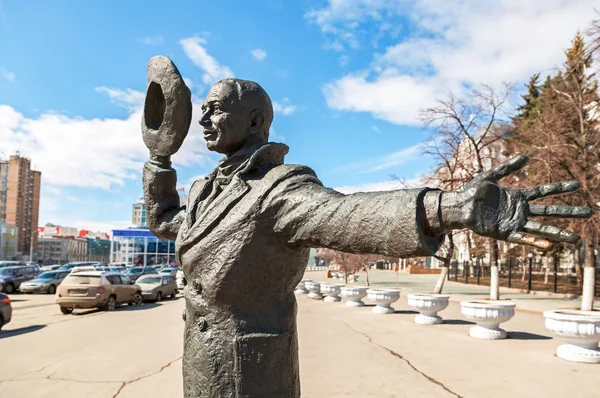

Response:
(447, 155), (592, 250)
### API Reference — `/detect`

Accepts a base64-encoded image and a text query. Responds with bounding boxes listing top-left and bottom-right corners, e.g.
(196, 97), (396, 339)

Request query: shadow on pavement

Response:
(117, 303), (162, 312)
(0, 324), (46, 338)
(443, 319), (475, 325)
(392, 310), (418, 315)
(507, 331), (552, 340)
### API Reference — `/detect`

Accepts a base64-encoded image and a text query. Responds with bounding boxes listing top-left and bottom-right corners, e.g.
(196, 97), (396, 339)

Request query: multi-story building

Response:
(132, 194), (187, 227)
(37, 224), (111, 264)
(0, 222), (17, 260)
(110, 227), (176, 267)
(132, 197), (146, 226)
(0, 154), (41, 258)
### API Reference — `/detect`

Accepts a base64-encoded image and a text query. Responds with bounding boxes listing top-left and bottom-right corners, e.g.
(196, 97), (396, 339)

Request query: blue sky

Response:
(0, 0), (597, 233)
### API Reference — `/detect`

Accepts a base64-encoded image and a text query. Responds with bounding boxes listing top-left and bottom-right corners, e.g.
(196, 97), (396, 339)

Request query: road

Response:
(1, 272), (599, 398)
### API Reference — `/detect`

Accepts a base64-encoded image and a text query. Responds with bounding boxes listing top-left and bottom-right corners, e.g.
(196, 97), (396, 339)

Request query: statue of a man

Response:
(141, 57), (590, 398)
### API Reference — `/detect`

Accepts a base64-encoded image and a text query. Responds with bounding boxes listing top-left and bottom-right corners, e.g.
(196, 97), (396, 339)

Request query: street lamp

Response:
(29, 228), (39, 263)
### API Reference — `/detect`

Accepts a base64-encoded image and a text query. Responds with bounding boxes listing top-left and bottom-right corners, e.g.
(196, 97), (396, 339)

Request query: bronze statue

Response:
(141, 56), (591, 398)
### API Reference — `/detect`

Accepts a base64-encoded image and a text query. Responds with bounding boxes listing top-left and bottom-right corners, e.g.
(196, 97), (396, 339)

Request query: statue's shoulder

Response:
(257, 164), (321, 189)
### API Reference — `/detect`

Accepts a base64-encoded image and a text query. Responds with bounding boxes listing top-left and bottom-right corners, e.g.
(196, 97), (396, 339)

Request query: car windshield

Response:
(0, 268), (16, 276)
(160, 268), (174, 272)
(136, 276), (161, 284)
(62, 275), (102, 285)
(126, 268), (143, 274)
(38, 272), (59, 279)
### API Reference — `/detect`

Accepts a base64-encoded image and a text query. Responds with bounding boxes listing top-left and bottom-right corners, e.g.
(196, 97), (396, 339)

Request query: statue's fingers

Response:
(529, 204), (592, 218)
(485, 155), (529, 182)
(522, 181), (580, 200)
(507, 231), (553, 250)
(522, 221), (580, 244)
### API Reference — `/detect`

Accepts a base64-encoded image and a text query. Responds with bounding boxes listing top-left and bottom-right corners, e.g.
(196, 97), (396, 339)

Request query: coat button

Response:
(198, 317), (208, 331)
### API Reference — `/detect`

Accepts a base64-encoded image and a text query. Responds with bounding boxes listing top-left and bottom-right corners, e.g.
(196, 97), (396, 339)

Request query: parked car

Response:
(40, 264), (63, 272)
(71, 265), (110, 274)
(0, 293), (11, 330)
(175, 270), (185, 290)
(125, 267), (157, 282)
(158, 267), (178, 278)
(58, 261), (100, 272)
(0, 261), (25, 269)
(136, 274), (178, 302)
(56, 271), (143, 314)
(0, 265), (40, 293)
(19, 270), (71, 294)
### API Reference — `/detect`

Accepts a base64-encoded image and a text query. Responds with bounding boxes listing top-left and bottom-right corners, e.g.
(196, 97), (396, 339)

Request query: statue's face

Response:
(200, 82), (252, 155)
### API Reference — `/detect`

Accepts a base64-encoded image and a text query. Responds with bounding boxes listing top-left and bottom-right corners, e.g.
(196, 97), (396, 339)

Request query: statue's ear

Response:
(249, 108), (264, 136)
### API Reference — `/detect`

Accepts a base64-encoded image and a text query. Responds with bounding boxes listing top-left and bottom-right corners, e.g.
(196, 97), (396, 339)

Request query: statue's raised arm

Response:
(141, 56), (192, 240)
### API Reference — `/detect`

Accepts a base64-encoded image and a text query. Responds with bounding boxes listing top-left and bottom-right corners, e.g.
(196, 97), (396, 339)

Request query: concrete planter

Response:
(460, 300), (515, 339)
(305, 281), (323, 300)
(340, 286), (369, 307)
(295, 279), (312, 294)
(321, 283), (344, 302)
(407, 294), (450, 324)
(544, 310), (600, 363)
(367, 289), (401, 314)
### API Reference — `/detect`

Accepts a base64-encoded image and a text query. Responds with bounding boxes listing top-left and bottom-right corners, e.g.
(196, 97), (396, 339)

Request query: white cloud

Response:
(312, 0), (599, 125)
(334, 143), (423, 174)
(180, 36), (234, 84)
(68, 220), (132, 235)
(138, 35), (164, 45)
(95, 87), (145, 111)
(0, 90), (212, 191)
(272, 98), (297, 116)
(269, 127), (285, 143)
(334, 175), (426, 194)
(251, 48), (267, 60)
(338, 54), (351, 67)
(1, 70), (15, 82)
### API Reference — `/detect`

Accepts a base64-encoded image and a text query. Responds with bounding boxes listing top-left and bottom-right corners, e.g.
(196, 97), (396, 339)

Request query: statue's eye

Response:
(213, 104), (221, 112)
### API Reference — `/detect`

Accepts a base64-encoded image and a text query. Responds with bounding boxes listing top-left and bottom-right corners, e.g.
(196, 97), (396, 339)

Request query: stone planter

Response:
(321, 283), (344, 302)
(367, 289), (401, 314)
(407, 294), (450, 324)
(340, 286), (369, 307)
(544, 310), (600, 363)
(304, 281), (323, 300)
(294, 279), (312, 294)
(460, 300), (515, 339)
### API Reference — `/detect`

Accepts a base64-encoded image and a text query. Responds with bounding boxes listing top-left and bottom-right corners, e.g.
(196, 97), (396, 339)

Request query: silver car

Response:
(20, 270), (71, 294)
(136, 274), (178, 302)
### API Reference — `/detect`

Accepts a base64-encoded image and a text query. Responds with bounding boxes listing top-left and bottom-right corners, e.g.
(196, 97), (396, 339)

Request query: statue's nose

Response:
(199, 113), (211, 128)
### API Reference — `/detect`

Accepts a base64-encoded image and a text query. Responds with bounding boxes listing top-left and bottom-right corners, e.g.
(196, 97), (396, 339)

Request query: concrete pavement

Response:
(0, 275), (599, 398)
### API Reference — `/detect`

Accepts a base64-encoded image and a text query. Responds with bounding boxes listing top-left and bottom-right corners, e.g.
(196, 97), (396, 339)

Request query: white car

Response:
(176, 270), (185, 290)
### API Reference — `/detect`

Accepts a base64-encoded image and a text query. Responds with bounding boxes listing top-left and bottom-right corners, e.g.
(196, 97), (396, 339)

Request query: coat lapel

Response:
(180, 174), (250, 250)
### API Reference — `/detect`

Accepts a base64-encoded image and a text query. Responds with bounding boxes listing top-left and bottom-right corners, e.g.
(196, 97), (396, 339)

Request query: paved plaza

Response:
(0, 271), (598, 398)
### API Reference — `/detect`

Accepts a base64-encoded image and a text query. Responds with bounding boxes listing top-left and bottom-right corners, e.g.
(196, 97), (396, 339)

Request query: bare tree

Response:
(319, 249), (367, 284)
(420, 83), (515, 299)
(508, 31), (600, 310)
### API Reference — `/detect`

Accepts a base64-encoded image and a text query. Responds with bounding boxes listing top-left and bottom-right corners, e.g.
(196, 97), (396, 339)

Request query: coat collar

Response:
(179, 142), (289, 251)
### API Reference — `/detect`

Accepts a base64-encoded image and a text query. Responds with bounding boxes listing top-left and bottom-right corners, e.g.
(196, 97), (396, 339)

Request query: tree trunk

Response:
(544, 254), (550, 284)
(364, 266), (370, 287)
(580, 237), (596, 311)
(489, 239), (500, 300)
(433, 234), (454, 294)
(575, 244), (583, 288)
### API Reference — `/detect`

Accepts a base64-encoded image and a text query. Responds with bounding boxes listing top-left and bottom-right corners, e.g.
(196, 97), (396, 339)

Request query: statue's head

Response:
(199, 78), (273, 155)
